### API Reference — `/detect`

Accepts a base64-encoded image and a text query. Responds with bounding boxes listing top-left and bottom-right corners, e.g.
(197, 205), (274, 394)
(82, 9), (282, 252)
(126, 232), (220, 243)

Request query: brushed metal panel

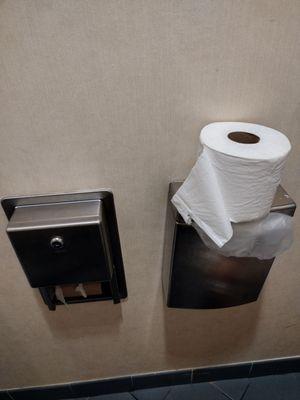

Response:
(1, 190), (127, 300)
(163, 183), (296, 309)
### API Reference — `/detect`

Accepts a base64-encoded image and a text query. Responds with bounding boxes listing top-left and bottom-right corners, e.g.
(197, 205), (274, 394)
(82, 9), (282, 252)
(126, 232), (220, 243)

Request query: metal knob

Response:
(50, 236), (64, 250)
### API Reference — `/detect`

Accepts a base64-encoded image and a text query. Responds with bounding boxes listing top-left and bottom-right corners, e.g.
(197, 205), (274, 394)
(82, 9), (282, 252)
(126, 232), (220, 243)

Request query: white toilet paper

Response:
(55, 285), (68, 306)
(172, 122), (291, 247)
(75, 283), (87, 298)
(193, 213), (293, 259)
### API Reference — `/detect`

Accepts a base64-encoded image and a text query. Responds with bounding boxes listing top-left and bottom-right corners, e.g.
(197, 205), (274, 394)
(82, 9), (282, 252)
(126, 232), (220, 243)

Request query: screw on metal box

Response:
(1, 190), (127, 310)
(162, 182), (296, 309)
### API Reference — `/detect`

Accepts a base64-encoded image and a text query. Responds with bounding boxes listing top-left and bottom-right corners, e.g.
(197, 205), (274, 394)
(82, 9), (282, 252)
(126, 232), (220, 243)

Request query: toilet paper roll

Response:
(172, 122), (291, 247)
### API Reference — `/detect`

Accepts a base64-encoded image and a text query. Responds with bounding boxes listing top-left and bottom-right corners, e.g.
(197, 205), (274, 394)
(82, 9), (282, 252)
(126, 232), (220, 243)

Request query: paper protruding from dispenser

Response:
(193, 212), (293, 260)
(75, 283), (87, 298)
(172, 122), (291, 247)
(55, 285), (67, 306)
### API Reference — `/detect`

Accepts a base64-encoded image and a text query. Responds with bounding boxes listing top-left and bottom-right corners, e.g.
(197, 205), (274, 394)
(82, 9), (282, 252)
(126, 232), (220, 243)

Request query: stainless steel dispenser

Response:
(162, 182), (296, 309)
(2, 190), (127, 310)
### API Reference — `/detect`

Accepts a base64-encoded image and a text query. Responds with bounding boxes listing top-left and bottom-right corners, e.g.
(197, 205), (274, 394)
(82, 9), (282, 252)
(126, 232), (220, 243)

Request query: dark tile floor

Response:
(67, 372), (300, 400)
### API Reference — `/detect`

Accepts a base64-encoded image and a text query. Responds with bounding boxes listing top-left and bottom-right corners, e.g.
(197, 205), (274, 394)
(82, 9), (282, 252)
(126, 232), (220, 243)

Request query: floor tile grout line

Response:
(248, 362), (254, 377)
(129, 387), (172, 400)
(6, 391), (15, 400)
(162, 388), (172, 400)
(239, 382), (250, 400)
(129, 392), (139, 400)
(210, 382), (235, 400)
(165, 388), (173, 400)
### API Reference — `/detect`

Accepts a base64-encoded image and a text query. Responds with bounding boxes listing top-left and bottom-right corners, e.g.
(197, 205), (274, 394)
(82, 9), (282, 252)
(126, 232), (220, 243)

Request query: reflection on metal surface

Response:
(162, 183), (296, 309)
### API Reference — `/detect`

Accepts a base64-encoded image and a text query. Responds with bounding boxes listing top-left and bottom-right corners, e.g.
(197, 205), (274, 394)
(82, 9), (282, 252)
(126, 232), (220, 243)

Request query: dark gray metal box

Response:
(2, 190), (127, 309)
(6, 199), (112, 287)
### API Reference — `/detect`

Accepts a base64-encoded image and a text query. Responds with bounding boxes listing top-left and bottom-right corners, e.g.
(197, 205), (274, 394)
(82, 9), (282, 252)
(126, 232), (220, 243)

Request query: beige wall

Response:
(1, 0), (300, 389)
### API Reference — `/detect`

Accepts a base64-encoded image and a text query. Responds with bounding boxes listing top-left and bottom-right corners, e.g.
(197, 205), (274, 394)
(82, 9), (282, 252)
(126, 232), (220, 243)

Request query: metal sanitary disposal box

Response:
(162, 182), (296, 309)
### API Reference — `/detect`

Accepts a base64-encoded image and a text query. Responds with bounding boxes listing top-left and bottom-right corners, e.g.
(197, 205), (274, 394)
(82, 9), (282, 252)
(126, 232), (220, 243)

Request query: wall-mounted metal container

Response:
(2, 190), (127, 310)
(162, 182), (296, 309)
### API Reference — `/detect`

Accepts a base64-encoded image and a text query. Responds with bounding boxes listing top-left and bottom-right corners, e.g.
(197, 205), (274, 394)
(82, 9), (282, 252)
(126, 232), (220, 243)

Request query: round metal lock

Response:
(50, 236), (64, 250)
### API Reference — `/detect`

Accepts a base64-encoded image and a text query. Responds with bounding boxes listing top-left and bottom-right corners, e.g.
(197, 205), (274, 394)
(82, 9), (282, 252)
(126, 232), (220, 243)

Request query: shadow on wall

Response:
(34, 290), (124, 339)
(162, 298), (262, 363)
